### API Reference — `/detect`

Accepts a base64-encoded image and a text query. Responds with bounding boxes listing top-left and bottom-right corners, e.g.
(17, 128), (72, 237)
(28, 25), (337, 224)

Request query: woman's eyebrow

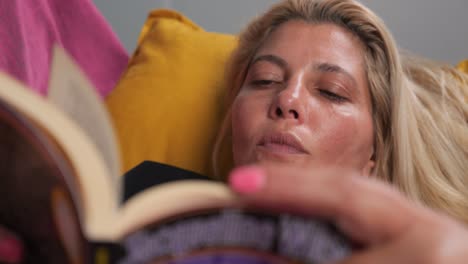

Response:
(314, 62), (358, 89)
(250, 54), (288, 70)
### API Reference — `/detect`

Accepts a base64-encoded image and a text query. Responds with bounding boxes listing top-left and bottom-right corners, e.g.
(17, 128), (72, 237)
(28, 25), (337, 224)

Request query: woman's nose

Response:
(269, 78), (307, 123)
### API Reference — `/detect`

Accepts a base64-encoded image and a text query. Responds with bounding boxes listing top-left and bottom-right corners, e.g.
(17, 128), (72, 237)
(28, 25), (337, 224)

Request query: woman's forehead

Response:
(253, 21), (367, 82)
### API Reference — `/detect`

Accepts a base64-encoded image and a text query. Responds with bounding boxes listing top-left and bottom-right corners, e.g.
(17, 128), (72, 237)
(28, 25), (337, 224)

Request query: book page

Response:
(116, 180), (238, 239)
(0, 99), (88, 263)
(47, 46), (121, 191)
(0, 73), (117, 241)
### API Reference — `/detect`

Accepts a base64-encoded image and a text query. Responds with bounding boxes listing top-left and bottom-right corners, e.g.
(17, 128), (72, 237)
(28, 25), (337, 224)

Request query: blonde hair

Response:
(396, 54), (468, 222)
(213, 0), (468, 223)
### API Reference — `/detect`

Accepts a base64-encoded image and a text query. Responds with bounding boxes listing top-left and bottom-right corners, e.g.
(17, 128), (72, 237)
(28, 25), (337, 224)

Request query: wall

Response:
(93, 0), (468, 64)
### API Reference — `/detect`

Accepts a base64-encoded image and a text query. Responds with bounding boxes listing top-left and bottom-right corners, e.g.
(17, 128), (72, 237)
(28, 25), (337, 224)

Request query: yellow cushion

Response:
(457, 60), (468, 74)
(106, 9), (236, 177)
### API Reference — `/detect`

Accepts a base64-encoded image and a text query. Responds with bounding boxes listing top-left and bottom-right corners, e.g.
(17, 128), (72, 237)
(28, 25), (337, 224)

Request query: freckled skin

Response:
(231, 21), (375, 175)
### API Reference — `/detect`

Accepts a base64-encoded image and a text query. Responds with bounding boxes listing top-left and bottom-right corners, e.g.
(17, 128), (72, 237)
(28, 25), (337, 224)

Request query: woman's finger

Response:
(228, 164), (424, 245)
(0, 226), (23, 264)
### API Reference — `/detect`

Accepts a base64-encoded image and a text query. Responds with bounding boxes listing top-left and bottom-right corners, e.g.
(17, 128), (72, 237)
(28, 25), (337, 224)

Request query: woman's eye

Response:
(251, 79), (278, 87)
(319, 89), (348, 103)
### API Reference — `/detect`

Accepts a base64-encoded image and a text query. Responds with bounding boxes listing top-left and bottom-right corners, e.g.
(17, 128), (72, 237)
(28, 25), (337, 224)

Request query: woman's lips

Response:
(257, 132), (309, 155)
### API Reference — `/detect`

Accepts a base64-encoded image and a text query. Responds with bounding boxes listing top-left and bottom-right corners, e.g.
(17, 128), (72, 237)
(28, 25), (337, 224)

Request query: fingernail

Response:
(0, 237), (23, 263)
(229, 166), (265, 194)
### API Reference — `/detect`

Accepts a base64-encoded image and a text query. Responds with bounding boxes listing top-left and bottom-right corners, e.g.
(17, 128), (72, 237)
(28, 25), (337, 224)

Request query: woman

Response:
(215, 0), (468, 222)
(215, 0), (468, 262)
(1, 0), (467, 263)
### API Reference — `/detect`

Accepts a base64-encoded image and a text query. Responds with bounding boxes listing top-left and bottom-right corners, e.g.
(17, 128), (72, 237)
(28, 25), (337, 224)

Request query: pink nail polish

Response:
(0, 237), (23, 264)
(229, 166), (265, 194)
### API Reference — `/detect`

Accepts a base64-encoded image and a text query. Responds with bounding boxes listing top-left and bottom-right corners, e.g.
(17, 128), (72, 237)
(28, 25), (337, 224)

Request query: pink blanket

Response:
(0, 0), (129, 97)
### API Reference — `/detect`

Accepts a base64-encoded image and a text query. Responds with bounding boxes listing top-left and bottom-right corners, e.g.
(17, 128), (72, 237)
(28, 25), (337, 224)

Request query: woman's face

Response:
(231, 20), (375, 175)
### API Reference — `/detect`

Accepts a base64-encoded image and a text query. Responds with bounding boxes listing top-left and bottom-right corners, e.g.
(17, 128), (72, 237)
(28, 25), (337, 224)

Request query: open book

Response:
(0, 47), (350, 264)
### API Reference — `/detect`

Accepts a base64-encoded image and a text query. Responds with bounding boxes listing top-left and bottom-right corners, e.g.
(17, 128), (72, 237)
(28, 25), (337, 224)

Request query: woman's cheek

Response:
(319, 109), (373, 167)
(327, 106), (362, 144)
(231, 92), (269, 165)
(330, 117), (358, 148)
(231, 95), (255, 165)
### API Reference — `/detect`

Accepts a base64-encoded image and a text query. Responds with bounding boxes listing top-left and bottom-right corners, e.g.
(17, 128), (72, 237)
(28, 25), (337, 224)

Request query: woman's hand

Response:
(0, 226), (23, 264)
(228, 165), (468, 263)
